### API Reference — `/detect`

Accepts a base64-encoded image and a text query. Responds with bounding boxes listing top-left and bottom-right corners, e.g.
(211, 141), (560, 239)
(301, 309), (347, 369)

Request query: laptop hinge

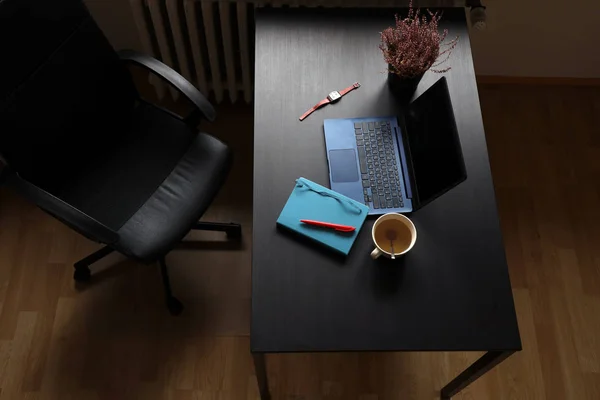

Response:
(395, 126), (414, 200)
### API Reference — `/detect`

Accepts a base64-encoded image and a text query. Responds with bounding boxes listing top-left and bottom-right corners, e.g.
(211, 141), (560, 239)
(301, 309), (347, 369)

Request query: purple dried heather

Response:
(379, 1), (459, 78)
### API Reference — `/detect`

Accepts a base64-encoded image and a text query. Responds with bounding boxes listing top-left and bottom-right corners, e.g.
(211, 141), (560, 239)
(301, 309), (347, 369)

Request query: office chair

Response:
(0, 0), (241, 315)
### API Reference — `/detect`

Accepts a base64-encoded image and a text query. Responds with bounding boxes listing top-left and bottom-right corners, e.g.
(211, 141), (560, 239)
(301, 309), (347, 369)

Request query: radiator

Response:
(130, 0), (463, 104)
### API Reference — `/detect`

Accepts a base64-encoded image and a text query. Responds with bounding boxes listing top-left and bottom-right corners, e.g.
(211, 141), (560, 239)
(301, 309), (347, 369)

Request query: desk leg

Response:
(253, 353), (271, 400)
(440, 351), (514, 399)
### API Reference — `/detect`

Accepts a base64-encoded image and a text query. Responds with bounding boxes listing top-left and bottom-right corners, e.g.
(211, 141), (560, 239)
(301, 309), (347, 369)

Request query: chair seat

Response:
(115, 130), (231, 262)
(38, 102), (231, 262)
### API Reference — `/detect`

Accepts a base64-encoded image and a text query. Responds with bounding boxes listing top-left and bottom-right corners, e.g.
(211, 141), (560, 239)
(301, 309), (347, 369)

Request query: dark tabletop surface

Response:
(252, 7), (521, 354)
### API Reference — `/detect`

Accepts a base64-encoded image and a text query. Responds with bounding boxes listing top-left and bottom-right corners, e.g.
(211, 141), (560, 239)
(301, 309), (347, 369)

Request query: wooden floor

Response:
(1, 84), (600, 399)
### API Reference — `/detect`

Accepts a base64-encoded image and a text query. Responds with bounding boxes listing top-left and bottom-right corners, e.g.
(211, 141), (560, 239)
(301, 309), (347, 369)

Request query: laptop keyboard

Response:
(354, 121), (404, 209)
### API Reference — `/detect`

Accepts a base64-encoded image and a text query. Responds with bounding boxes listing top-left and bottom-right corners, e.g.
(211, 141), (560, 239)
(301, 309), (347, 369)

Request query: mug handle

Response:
(370, 247), (383, 259)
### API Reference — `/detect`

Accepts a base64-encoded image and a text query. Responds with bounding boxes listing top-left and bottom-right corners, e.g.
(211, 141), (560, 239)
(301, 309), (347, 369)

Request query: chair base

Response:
(166, 296), (184, 316)
(73, 245), (114, 282)
(192, 221), (242, 239)
(72, 221), (242, 315)
(159, 256), (184, 316)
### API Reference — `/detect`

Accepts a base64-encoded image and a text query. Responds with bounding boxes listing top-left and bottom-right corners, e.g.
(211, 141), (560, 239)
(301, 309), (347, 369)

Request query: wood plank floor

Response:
(1, 84), (599, 399)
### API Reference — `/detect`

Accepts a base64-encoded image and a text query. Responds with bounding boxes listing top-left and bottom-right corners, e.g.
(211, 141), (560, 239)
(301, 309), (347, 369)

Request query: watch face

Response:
(328, 91), (341, 101)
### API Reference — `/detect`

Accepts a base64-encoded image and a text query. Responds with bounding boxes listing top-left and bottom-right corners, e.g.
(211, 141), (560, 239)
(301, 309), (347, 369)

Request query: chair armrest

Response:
(1, 169), (119, 244)
(118, 49), (216, 122)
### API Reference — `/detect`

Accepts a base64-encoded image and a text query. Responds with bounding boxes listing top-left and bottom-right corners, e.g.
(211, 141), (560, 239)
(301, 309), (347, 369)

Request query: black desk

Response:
(252, 7), (521, 399)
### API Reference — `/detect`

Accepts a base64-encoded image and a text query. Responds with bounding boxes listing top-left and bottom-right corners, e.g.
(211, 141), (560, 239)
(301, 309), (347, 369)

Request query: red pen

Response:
(300, 219), (356, 232)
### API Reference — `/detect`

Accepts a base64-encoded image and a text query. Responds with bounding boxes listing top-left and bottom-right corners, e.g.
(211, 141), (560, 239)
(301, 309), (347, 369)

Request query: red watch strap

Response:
(298, 82), (360, 121)
(299, 97), (330, 121)
(339, 82), (361, 96)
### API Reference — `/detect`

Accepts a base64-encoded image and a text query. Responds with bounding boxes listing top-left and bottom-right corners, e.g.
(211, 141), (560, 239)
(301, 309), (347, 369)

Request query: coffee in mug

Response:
(371, 213), (417, 260)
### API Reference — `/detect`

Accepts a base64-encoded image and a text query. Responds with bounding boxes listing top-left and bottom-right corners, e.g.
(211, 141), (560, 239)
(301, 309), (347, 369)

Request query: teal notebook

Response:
(276, 177), (369, 256)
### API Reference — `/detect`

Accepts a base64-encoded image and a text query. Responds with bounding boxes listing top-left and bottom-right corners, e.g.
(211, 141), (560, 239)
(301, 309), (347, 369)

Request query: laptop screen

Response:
(405, 77), (466, 208)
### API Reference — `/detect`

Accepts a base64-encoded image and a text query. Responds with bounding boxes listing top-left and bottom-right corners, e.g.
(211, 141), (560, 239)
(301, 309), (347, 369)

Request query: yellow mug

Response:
(370, 213), (417, 260)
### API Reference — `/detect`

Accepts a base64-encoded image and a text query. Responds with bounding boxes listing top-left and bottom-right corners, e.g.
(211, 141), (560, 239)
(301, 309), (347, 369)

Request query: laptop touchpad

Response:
(329, 149), (359, 182)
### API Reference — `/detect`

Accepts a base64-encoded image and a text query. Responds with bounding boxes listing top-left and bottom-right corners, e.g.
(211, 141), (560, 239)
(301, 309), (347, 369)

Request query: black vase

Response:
(387, 68), (424, 103)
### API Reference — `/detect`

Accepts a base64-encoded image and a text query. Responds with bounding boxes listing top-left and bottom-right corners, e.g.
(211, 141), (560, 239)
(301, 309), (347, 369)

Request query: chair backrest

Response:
(0, 0), (137, 182)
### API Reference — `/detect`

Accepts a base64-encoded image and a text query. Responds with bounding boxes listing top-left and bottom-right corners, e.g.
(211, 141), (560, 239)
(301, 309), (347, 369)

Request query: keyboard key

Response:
(391, 191), (398, 197)
(367, 195), (372, 202)
(393, 198), (400, 208)
(373, 196), (380, 209)
(357, 146), (367, 173)
(400, 201), (404, 207)
(364, 195), (369, 204)
(375, 121), (381, 128)
(363, 188), (368, 195)
(356, 139), (364, 146)
(386, 200), (393, 208)
(380, 195), (387, 206)
(385, 189), (390, 194)
(354, 122), (362, 129)
(363, 122), (369, 131)
(362, 173), (368, 180)
(362, 180), (369, 188)
(368, 122), (374, 131)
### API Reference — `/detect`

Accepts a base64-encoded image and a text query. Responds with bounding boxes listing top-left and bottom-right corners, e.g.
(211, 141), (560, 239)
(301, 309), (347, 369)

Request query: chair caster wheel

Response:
(167, 297), (184, 316)
(73, 266), (91, 282)
(226, 225), (242, 240)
